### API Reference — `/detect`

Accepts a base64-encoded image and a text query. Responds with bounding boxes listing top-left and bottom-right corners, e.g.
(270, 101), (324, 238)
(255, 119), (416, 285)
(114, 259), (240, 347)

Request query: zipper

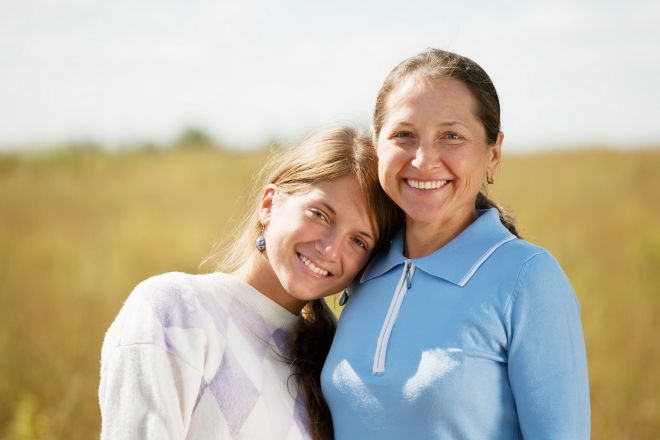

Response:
(372, 259), (415, 374)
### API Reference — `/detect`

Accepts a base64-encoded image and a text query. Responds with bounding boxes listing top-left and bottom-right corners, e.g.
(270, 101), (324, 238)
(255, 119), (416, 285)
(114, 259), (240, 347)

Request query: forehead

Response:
(385, 75), (479, 122)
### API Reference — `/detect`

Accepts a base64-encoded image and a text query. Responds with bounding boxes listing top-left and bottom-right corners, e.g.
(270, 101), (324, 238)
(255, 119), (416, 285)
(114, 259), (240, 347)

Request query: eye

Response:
(443, 132), (462, 141)
(307, 208), (329, 223)
(393, 131), (414, 139)
(351, 236), (369, 251)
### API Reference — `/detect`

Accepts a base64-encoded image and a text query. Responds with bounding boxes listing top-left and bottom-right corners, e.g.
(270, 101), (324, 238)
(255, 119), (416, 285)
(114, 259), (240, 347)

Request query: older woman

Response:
(322, 49), (590, 439)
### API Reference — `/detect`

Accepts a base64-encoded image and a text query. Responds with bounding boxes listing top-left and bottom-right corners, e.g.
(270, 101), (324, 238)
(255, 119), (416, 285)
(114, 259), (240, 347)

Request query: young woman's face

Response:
(260, 175), (377, 313)
(375, 76), (501, 230)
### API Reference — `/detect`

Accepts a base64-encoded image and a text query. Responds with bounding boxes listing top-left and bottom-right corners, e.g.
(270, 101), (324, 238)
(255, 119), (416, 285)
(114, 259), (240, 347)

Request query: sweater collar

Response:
(219, 273), (300, 333)
(361, 208), (516, 286)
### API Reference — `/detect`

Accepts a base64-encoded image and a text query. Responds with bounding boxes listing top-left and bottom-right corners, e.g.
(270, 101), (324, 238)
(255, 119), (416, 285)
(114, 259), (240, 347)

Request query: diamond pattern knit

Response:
(99, 272), (310, 439)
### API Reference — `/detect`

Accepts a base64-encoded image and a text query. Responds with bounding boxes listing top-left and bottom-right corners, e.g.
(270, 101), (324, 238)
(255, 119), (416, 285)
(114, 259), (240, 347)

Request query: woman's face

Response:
(375, 75), (502, 230)
(259, 175), (376, 313)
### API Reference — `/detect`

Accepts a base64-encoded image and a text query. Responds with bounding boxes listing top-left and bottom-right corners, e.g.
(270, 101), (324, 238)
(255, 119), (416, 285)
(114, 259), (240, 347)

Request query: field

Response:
(0, 145), (659, 439)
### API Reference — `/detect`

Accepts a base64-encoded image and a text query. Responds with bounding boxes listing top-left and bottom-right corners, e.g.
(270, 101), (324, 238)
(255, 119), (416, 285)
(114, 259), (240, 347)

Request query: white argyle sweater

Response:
(99, 272), (310, 439)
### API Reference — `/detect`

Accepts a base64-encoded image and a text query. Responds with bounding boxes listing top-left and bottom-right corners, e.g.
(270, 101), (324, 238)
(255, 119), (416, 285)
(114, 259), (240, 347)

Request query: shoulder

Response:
(502, 241), (571, 290)
(101, 272), (235, 376)
(480, 238), (580, 312)
(102, 272), (226, 354)
(497, 238), (547, 265)
(130, 271), (195, 301)
(121, 273), (195, 328)
(500, 242), (580, 315)
(132, 271), (189, 301)
(489, 239), (567, 283)
(129, 271), (232, 312)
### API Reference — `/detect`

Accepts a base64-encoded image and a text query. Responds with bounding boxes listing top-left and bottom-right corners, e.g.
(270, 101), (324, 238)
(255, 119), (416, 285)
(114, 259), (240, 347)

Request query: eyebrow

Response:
(394, 120), (469, 129)
(357, 230), (376, 245)
(320, 202), (336, 216)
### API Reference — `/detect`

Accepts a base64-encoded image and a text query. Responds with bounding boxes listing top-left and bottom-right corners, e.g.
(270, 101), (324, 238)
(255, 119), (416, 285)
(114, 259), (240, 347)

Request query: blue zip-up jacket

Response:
(321, 208), (590, 439)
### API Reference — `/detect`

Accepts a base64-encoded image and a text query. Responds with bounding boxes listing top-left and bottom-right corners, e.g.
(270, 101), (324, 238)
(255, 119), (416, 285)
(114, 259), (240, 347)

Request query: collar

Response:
(360, 208), (516, 287)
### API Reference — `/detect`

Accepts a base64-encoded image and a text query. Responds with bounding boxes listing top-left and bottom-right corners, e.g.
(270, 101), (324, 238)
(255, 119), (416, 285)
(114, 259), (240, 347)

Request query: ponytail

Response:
(476, 192), (520, 238)
(287, 299), (336, 440)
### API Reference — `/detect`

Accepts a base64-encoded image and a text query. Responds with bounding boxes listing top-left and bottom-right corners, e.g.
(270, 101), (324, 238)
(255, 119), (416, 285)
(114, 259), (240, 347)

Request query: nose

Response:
(316, 230), (343, 262)
(410, 143), (437, 171)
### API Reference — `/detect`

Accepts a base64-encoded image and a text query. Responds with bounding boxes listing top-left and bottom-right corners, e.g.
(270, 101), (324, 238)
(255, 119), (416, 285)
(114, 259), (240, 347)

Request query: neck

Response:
(232, 253), (305, 315)
(404, 208), (478, 259)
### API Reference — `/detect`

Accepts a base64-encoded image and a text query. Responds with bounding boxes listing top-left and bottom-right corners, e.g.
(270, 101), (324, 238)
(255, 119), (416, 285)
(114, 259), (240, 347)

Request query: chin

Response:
(405, 208), (447, 224)
(288, 284), (324, 303)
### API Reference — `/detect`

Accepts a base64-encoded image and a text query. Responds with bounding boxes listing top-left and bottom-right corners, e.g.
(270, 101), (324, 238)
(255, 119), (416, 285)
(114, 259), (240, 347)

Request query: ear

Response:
(487, 131), (504, 176)
(258, 184), (277, 227)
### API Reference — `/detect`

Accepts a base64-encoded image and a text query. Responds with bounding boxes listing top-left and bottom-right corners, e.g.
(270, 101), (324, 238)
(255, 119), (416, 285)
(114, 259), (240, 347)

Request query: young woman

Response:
(99, 126), (402, 440)
(322, 49), (591, 438)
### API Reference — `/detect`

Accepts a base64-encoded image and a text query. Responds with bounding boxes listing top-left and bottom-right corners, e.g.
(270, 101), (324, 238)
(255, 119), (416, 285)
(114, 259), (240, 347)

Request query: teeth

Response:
(406, 179), (447, 190)
(299, 254), (329, 276)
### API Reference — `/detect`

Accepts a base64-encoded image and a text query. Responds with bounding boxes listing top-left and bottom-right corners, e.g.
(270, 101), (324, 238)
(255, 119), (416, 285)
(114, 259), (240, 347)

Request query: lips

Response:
(297, 253), (332, 277)
(405, 178), (449, 190)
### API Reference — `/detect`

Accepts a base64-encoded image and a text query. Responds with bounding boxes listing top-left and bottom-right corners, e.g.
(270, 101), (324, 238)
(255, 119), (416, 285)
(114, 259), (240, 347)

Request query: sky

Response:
(1, 0), (659, 151)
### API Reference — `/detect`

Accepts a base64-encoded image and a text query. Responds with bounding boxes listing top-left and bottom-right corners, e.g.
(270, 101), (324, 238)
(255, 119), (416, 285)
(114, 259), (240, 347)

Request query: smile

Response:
(405, 178), (448, 190)
(298, 253), (331, 277)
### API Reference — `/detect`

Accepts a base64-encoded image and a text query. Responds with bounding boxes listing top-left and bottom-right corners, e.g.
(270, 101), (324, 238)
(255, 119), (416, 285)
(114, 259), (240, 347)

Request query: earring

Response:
(338, 288), (350, 306)
(256, 235), (266, 252)
(487, 172), (495, 185)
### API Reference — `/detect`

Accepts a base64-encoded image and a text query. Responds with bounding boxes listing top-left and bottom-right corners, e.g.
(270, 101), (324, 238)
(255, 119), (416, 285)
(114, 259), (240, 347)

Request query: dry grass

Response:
(0, 146), (658, 439)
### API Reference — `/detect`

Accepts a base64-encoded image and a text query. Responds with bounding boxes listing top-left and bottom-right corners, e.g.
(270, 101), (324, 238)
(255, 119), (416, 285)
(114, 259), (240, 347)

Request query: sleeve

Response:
(98, 277), (206, 440)
(506, 252), (590, 440)
(99, 344), (203, 440)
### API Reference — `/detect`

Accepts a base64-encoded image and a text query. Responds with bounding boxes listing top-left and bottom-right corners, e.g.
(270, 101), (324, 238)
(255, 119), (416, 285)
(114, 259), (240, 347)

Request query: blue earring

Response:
(256, 235), (266, 252)
(339, 289), (350, 306)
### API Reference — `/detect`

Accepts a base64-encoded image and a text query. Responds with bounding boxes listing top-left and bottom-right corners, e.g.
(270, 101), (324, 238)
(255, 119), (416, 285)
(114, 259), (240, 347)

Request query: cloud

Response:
(0, 0), (658, 149)
(450, 0), (660, 149)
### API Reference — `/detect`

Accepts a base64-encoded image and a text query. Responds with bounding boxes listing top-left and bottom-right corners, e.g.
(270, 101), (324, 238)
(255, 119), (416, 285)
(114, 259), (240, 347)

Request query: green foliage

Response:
(175, 127), (215, 149)
(0, 146), (658, 439)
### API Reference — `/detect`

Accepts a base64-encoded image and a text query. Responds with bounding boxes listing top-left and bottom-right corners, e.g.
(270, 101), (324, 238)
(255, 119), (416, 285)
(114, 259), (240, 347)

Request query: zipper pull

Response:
(405, 260), (413, 288)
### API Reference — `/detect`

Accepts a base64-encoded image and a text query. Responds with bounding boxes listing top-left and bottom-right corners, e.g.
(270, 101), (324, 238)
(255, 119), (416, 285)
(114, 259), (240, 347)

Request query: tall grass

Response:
(0, 146), (658, 439)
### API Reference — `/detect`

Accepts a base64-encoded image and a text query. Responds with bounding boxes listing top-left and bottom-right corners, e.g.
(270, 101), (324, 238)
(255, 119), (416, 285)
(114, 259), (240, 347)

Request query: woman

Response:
(322, 49), (591, 438)
(99, 126), (402, 439)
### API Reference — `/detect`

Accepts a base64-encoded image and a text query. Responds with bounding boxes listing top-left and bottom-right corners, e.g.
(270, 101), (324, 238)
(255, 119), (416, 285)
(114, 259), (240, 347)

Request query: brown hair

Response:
(215, 126), (402, 439)
(373, 48), (519, 237)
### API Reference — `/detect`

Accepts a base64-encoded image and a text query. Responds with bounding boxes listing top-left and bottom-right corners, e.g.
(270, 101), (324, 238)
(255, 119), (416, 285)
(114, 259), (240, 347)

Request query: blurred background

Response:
(1, 0), (659, 438)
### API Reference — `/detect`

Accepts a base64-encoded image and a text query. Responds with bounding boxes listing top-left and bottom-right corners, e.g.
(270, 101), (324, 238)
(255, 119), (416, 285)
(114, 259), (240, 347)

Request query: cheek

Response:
(452, 149), (487, 175)
(266, 218), (299, 251)
(343, 252), (370, 279)
(377, 146), (402, 181)
(377, 160), (389, 187)
(469, 155), (490, 179)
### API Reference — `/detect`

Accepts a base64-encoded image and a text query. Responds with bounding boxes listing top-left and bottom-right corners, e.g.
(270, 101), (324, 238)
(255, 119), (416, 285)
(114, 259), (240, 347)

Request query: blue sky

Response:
(1, 0), (658, 151)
